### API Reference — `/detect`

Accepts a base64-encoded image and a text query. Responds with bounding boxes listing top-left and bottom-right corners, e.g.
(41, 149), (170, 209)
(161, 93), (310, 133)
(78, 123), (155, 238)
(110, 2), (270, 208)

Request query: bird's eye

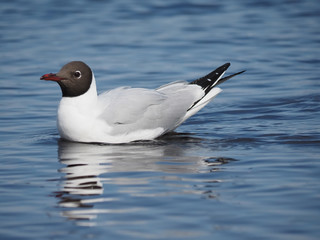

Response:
(74, 70), (81, 78)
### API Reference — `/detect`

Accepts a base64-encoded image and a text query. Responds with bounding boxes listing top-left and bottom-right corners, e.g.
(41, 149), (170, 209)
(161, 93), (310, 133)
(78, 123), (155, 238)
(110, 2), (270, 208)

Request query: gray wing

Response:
(98, 83), (204, 135)
(98, 87), (166, 125)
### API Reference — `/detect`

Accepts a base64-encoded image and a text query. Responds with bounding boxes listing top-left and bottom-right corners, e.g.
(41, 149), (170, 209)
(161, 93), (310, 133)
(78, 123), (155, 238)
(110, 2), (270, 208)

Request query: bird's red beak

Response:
(40, 73), (64, 82)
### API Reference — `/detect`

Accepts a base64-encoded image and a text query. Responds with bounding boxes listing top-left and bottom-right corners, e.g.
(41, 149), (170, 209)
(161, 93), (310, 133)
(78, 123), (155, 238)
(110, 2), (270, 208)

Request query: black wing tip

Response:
(223, 62), (231, 68)
(214, 62), (231, 73)
(191, 63), (246, 87)
(190, 62), (231, 88)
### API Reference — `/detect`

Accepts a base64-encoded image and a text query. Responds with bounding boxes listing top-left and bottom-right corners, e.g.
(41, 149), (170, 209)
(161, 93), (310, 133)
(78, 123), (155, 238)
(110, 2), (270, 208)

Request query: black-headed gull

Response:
(41, 61), (244, 143)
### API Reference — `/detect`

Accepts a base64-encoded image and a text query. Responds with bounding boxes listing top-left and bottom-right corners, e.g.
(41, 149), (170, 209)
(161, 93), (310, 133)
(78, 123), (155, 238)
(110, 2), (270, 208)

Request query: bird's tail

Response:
(187, 63), (245, 113)
(190, 63), (245, 93)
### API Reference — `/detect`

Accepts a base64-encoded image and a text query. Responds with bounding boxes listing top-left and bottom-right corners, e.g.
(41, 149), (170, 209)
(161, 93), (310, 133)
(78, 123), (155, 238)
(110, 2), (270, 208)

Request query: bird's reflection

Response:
(54, 134), (235, 223)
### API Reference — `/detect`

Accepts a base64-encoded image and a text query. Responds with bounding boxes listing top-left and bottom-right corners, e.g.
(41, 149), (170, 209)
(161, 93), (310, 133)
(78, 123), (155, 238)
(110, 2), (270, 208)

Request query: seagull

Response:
(40, 61), (244, 144)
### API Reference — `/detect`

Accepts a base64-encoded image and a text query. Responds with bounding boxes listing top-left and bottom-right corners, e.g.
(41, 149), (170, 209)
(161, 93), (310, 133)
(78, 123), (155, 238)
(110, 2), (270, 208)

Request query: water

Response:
(1, 0), (320, 239)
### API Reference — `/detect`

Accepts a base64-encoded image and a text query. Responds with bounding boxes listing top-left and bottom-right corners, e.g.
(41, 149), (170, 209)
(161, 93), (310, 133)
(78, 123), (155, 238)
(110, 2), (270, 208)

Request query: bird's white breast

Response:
(57, 75), (105, 142)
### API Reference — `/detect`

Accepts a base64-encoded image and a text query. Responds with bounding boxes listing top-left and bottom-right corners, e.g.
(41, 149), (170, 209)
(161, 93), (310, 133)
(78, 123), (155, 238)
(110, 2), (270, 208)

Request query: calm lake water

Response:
(1, 0), (320, 239)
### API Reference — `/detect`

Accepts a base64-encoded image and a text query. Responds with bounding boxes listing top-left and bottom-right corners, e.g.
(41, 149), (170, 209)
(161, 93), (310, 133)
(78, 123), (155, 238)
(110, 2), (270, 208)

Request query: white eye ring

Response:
(74, 70), (81, 78)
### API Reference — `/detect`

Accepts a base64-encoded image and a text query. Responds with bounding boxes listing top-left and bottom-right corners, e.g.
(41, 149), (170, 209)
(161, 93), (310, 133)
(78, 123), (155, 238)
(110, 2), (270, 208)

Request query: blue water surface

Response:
(1, 0), (320, 239)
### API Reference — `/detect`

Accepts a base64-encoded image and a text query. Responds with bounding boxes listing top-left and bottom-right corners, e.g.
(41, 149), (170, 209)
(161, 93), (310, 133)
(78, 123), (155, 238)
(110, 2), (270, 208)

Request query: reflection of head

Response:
(58, 140), (111, 197)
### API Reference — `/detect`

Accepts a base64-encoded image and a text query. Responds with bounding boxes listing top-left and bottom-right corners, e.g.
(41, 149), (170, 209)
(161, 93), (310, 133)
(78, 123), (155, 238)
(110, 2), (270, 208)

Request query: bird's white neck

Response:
(59, 74), (98, 110)
(57, 74), (101, 142)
